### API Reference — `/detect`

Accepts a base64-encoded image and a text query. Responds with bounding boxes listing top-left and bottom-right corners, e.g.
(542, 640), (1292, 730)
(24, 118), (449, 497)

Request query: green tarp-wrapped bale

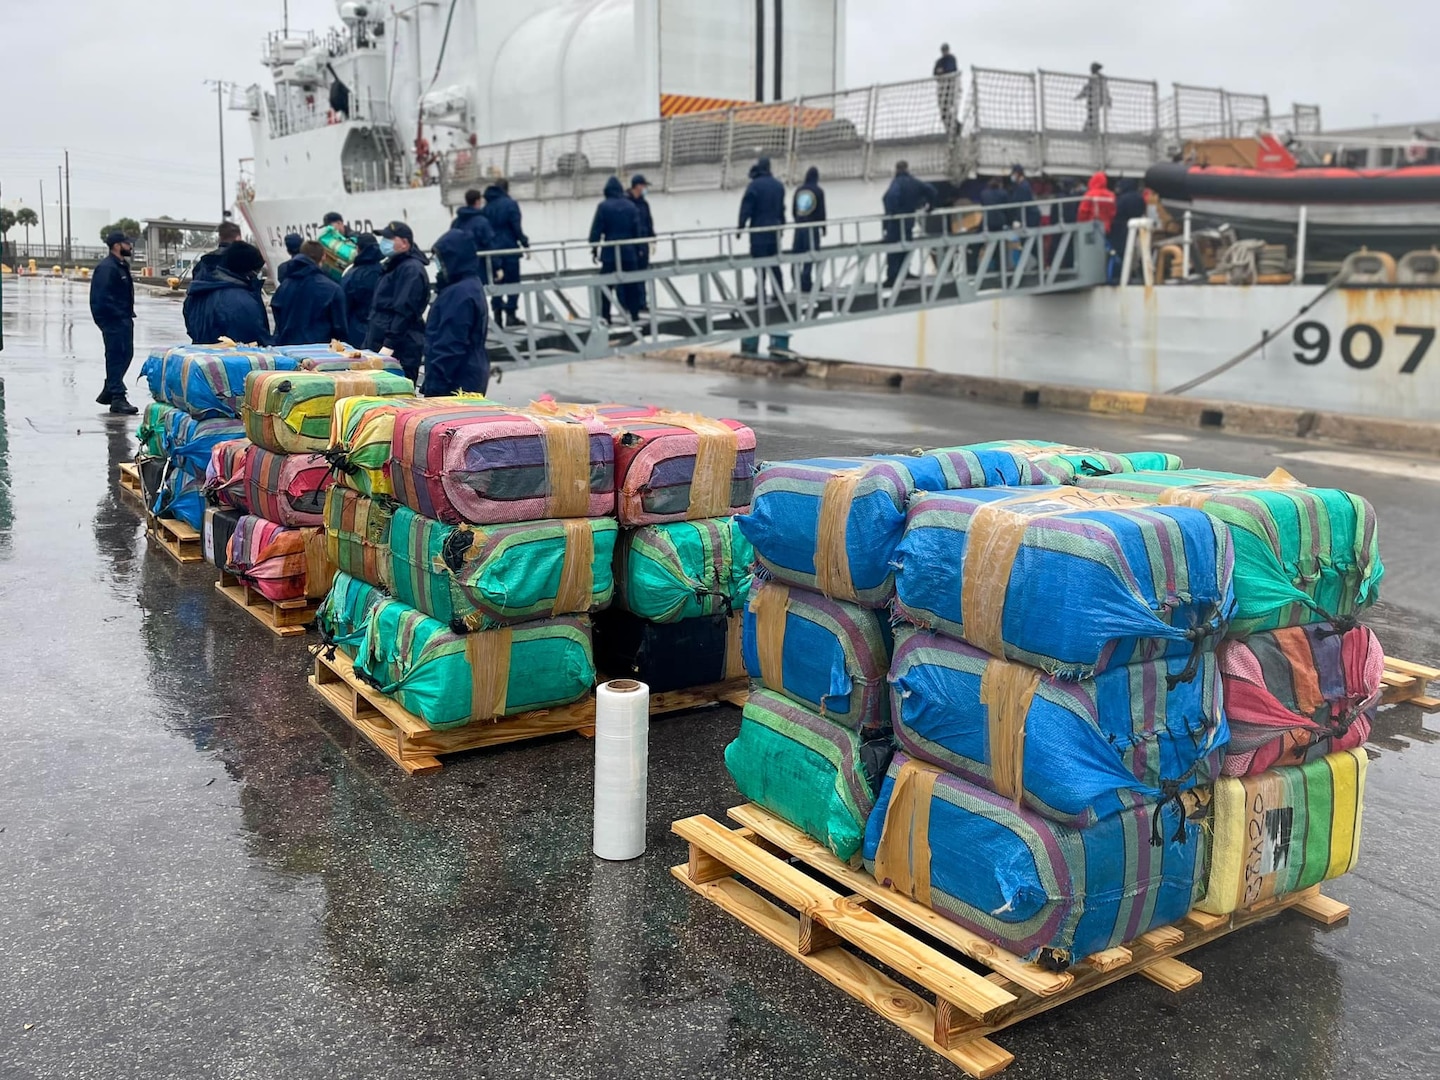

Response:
(615, 517), (753, 623)
(388, 506), (617, 631)
(316, 571), (385, 657)
(355, 598), (595, 729)
(1075, 468), (1383, 634)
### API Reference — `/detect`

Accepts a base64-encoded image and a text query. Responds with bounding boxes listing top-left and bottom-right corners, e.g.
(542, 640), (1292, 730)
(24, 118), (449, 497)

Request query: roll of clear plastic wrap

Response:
(593, 679), (650, 860)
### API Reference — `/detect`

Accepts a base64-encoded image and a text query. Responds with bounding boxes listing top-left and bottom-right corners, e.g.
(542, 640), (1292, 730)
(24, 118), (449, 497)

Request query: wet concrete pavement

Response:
(1, 275), (1438, 1080)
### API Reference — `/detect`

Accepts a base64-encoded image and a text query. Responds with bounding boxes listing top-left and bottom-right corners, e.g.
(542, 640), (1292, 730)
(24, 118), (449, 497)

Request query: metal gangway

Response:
(479, 199), (1106, 366)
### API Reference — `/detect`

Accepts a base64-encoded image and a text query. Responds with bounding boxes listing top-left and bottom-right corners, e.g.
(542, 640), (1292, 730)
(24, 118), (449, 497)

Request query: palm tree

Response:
(16, 208), (38, 256)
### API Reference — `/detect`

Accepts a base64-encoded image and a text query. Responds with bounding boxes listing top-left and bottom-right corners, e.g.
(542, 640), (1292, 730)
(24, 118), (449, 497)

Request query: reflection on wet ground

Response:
(1, 276), (1438, 1079)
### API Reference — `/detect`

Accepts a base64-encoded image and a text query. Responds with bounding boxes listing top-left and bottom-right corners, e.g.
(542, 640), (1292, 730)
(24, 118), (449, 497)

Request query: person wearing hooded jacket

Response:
(451, 188), (496, 285)
(482, 180), (528, 328)
(882, 160), (938, 287)
(790, 166), (827, 293)
(185, 241), (271, 346)
(277, 232), (304, 282)
(1111, 179), (1147, 257)
(271, 239), (350, 345)
(423, 229), (491, 396)
(364, 221), (430, 382)
(589, 176), (644, 324)
(738, 156), (786, 306)
(342, 233), (383, 346)
(1076, 172), (1117, 236)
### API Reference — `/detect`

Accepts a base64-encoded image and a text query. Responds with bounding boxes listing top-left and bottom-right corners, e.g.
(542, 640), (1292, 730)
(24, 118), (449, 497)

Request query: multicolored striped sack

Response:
(163, 346), (301, 419)
(140, 346), (173, 402)
(243, 370), (415, 454)
(390, 404), (614, 525)
(890, 626), (1227, 827)
(355, 599), (595, 729)
(203, 438), (252, 512)
(931, 441), (1184, 486)
(605, 414), (757, 525)
(316, 571), (385, 657)
(1197, 748), (1367, 915)
(327, 395), (486, 497)
(742, 579), (893, 733)
(724, 687), (895, 862)
(272, 341), (403, 374)
(615, 518), (754, 623)
(137, 402), (181, 458)
(225, 515), (334, 602)
(864, 754), (1206, 963)
(593, 610), (744, 694)
(739, 452), (987, 608)
(323, 486), (392, 589)
(157, 416), (247, 529)
(1074, 469), (1383, 635)
(1218, 622), (1381, 777)
(388, 505), (617, 630)
(243, 445), (335, 527)
(895, 487), (1235, 678)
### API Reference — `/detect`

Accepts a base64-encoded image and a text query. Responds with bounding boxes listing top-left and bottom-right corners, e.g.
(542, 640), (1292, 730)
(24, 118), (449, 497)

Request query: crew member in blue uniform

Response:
(589, 176), (644, 325)
(277, 232), (304, 281)
(270, 239), (349, 344)
(184, 241), (271, 347)
(365, 221), (430, 382)
(423, 229), (491, 396)
(482, 180), (528, 328)
(90, 229), (139, 414)
(882, 160), (937, 287)
(342, 232), (383, 346)
(628, 174), (655, 313)
(790, 166), (827, 293)
(1009, 165), (1040, 227)
(452, 188), (496, 284)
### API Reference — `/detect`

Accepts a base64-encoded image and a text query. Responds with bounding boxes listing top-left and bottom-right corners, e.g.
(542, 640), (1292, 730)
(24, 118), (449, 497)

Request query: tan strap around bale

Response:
(749, 582), (790, 690)
(960, 487), (1144, 659)
(526, 399), (592, 419)
(872, 759), (940, 906)
(1156, 467), (1305, 510)
(466, 627), (513, 722)
(530, 414), (593, 519)
(813, 468), (864, 603)
(979, 657), (1042, 806)
(551, 520), (596, 615)
(723, 611), (746, 680)
(329, 339), (361, 357)
(302, 527), (337, 600)
(331, 372), (381, 401)
(646, 410), (740, 520)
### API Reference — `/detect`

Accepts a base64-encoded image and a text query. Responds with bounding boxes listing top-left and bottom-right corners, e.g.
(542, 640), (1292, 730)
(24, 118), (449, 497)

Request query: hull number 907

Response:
(1293, 320), (1435, 373)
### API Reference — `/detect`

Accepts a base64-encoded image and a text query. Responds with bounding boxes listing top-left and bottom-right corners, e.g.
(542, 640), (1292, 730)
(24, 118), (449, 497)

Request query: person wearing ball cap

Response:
(90, 229), (138, 414)
(364, 220), (430, 382)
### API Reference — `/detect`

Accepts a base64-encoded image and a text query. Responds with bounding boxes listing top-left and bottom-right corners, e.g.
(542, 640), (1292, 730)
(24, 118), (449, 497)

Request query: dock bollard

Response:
(593, 679), (649, 861)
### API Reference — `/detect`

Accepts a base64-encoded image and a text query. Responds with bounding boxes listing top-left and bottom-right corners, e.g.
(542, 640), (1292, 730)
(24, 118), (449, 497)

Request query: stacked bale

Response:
(315, 401), (618, 729)
(226, 370), (412, 604)
(586, 406), (758, 692)
(1073, 467), (1385, 914)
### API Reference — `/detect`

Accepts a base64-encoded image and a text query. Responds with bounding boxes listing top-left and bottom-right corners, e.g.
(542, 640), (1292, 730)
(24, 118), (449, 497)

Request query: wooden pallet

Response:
(148, 514), (204, 564)
(576, 677), (750, 737)
(117, 461), (144, 505)
(215, 570), (319, 638)
(1380, 656), (1440, 711)
(309, 649), (598, 775)
(673, 803), (1348, 1078)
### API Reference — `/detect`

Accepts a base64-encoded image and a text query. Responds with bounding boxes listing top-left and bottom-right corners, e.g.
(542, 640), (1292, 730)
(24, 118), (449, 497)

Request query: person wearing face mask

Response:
(90, 229), (139, 414)
(365, 221), (431, 382)
(342, 232), (383, 346)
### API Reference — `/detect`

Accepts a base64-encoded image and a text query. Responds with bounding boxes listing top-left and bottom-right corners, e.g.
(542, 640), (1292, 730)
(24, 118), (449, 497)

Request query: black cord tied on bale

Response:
(1314, 614), (1358, 639)
(322, 447), (360, 478)
(441, 528), (473, 573)
(1075, 458), (1116, 478)
(1150, 779), (1190, 848)
(1166, 625), (1214, 690)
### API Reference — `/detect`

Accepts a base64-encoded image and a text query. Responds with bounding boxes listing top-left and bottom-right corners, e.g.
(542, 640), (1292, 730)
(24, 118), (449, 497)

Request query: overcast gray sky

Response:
(3, 0), (1436, 224)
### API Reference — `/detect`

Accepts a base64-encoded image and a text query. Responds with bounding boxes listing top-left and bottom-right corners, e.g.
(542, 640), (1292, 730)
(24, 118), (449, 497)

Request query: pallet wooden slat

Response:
(149, 515), (204, 564)
(575, 678), (750, 737)
(215, 571), (318, 638)
(1380, 657), (1440, 712)
(677, 805), (1351, 1078)
(117, 461), (144, 505)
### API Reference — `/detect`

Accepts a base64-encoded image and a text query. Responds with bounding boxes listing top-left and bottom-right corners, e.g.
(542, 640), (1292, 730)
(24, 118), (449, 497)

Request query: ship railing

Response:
(1158, 83), (1280, 143)
(440, 66), (1277, 205)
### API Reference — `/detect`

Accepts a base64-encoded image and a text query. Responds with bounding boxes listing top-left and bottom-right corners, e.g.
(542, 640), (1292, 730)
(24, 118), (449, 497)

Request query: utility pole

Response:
(56, 165), (64, 270)
(205, 80), (230, 221)
(64, 151), (73, 265)
(39, 180), (47, 255)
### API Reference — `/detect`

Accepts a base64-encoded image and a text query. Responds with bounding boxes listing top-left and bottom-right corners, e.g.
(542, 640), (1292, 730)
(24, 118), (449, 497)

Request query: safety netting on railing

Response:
(1293, 104), (1323, 135)
(788, 87), (870, 183)
(1226, 91), (1272, 137)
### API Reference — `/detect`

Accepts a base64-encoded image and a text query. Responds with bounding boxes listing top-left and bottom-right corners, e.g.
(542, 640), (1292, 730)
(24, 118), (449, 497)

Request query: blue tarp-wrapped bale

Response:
(738, 452), (986, 608)
(742, 578), (893, 733)
(890, 626), (1227, 827)
(927, 441), (1184, 486)
(864, 754), (1206, 964)
(157, 415), (247, 529)
(894, 486), (1235, 678)
(724, 687), (894, 862)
